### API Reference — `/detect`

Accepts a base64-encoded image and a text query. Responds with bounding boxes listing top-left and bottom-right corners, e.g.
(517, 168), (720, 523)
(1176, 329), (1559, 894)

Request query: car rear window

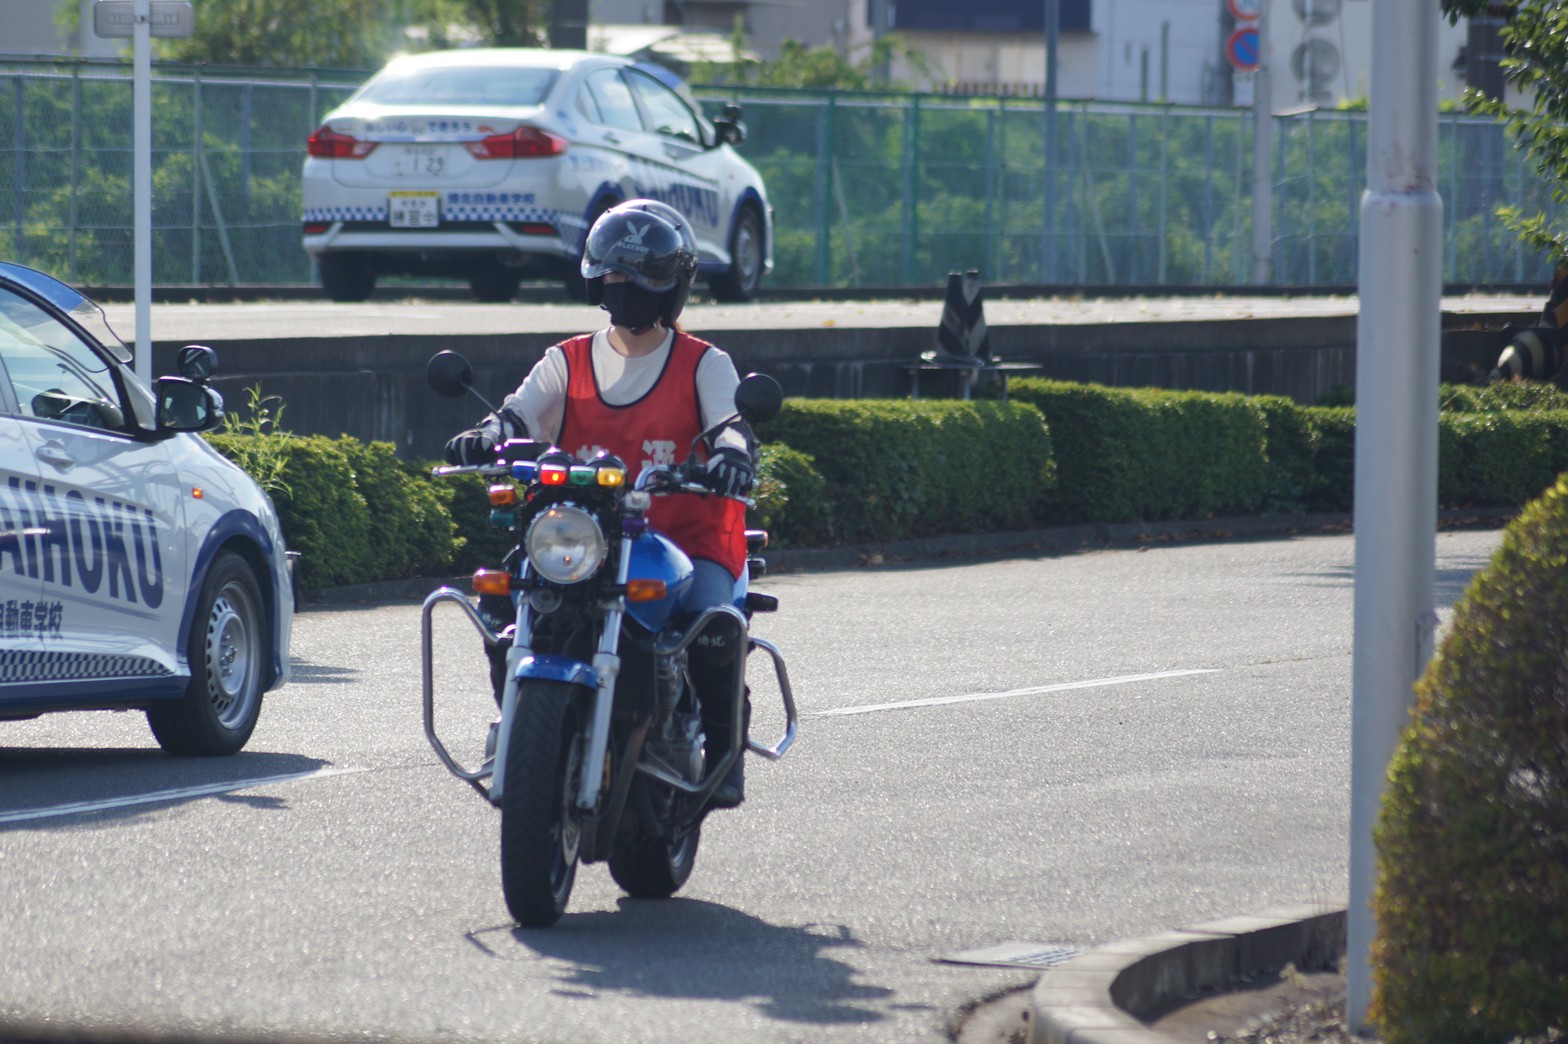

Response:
(357, 66), (558, 107)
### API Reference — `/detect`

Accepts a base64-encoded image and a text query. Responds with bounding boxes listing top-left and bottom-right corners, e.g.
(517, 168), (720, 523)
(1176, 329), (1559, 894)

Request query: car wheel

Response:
(147, 551), (267, 756)
(707, 205), (764, 303)
(470, 267), (522, 303)
(320, 255), (376, 302)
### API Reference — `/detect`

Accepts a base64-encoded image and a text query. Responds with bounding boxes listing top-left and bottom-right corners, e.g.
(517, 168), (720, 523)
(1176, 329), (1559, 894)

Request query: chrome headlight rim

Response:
(524, 503), (607, 585)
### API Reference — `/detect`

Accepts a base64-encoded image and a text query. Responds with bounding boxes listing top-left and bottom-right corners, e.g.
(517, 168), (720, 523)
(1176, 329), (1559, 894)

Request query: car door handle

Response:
(602, 132), (622, 146)
(36, 443), (76, 470)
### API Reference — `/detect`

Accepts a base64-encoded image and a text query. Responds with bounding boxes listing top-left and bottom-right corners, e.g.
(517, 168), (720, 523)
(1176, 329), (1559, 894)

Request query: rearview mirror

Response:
(734, 372), (782, 424)
(426, 350), (475, 399)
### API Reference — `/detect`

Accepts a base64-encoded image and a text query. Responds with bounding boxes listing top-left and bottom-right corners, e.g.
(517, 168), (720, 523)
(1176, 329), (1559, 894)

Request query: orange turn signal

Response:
(488, 484), (517, 506)
(472, 569), (512, 596)
(625, 579), (667, 602)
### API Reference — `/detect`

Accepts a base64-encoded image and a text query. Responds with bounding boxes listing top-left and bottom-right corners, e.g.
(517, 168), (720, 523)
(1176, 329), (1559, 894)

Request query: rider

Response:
(444, 199), (756, 809)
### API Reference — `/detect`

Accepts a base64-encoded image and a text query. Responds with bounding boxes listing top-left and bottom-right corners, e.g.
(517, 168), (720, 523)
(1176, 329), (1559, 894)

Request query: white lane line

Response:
(0, 766), (368, 825)
(811, 669), (1219, 717)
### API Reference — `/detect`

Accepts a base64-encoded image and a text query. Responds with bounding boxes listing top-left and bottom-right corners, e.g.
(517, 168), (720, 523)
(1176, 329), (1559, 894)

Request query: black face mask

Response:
(600, 282), (665, 331)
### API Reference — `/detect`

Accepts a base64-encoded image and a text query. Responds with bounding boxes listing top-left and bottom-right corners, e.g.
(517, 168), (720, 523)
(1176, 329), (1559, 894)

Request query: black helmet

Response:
(581, 201), (698, 324)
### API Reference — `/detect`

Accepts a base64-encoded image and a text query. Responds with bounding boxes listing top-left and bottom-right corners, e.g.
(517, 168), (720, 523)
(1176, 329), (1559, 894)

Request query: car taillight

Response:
(307, 126), (377, 159)
(464, 126), (567, 160)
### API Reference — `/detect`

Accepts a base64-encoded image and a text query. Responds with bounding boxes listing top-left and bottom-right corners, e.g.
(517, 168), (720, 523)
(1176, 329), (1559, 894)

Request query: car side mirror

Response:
(155, 377), (224, 433)
(713, 102), (746, 147)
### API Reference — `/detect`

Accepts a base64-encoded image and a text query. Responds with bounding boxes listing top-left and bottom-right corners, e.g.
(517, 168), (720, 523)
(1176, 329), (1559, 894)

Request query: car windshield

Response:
(356, 65), (558, 107)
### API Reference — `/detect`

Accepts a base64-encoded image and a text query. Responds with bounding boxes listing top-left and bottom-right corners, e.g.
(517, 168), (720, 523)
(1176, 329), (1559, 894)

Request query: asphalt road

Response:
(0, 527), (1505, 1043)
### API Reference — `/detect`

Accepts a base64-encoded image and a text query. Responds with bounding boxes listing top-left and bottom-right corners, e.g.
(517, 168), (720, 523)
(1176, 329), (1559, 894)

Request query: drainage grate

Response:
(940, 942), (1079, 969)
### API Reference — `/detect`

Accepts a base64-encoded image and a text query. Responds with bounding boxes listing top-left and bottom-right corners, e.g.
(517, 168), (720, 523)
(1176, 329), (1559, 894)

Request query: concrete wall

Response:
(152, 314), (1519, 462)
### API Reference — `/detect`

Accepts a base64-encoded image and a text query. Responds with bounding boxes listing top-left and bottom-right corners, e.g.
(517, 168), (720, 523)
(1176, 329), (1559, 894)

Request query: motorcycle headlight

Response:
(525, 504), (607, 584)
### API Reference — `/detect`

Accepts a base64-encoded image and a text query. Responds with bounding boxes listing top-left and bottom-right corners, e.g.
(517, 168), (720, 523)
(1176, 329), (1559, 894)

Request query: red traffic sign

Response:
(1226, 26), (1260, 72)
(1226, 0), (1261, 21)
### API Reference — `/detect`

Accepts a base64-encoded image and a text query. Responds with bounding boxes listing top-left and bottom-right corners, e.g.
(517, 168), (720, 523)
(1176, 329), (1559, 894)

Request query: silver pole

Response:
(1250, 0), (1272, 285)
(133, 0), (152, 386)
(1347, 0), (1441, 1031)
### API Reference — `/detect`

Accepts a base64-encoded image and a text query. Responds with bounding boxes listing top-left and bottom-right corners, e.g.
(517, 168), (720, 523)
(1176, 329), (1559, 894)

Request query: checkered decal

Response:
(442, 201), (557, 224)
(0, 649), (172, 685)
(303, 205), (387, 223)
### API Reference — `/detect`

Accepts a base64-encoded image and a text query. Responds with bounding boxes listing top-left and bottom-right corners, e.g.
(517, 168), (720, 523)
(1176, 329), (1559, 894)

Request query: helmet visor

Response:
(580, 214), (688, 290)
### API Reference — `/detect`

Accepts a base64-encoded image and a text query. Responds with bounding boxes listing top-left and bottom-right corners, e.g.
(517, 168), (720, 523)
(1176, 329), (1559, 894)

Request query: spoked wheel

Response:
(148, 551), (267, 756)
(707, 204), (764, 302)
(608, 820), (701, 899)
(500, 680), (585, 927)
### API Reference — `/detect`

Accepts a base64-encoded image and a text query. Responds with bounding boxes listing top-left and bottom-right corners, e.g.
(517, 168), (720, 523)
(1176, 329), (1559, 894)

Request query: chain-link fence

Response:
(1, 57), (1554, 291)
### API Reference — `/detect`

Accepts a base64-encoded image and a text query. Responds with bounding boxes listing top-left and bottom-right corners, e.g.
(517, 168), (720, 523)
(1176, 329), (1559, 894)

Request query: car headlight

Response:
(525, 504), (607, 584)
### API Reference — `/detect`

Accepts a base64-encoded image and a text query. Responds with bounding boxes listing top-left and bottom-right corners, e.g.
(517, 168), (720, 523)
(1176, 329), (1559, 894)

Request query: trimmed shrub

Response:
(751, 443), (832, 548)
(756, 398), (1055, 544)
(1438, 410), (1568, 509)
(1009, 379), (1273, 524)
(1371, 472), (1568, 1043)
(336, 440), (455, 580)
(1440, 381), (1568, 413)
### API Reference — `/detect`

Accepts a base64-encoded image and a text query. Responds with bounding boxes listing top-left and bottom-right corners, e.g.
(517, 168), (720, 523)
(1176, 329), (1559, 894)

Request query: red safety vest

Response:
(557, 332), (747, 578)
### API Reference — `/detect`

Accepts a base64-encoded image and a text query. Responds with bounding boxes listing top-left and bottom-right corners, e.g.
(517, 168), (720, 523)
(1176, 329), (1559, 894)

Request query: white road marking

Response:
(811, 669), (1219, 717)
(0, 766), (368, 825)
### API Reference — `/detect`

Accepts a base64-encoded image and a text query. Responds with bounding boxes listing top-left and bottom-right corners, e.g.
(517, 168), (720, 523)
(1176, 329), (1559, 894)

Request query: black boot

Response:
(689, 615), (748, 810)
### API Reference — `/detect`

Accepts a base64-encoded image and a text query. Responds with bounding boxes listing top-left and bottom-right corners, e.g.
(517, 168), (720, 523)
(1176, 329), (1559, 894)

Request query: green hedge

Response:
(754, 398), (1056, 545)
(205, 381), (1568, 588)
(1371, 473), (1568, 1043)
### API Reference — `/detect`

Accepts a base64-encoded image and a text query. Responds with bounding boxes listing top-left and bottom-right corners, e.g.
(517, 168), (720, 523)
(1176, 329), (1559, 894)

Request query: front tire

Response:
(148, 551), (267, 756)
(500, 680), (585, 927)
(707, 205), (764, 302)
(609, 824), (700, 899)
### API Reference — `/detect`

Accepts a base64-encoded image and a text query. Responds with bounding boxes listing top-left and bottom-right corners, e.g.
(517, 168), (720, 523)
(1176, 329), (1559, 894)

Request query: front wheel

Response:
(609, 825), (700, 899)
(707, 205), (764, 302)
(500, 680), (585, 927)
(148, 551), (267, 756)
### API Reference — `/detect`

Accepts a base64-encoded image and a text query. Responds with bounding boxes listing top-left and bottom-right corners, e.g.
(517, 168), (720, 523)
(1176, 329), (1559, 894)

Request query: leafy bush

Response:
(1372, 473), (1568, 1043)
(751, 443), (832, 548)
(756, 398), (1055, 544)
(1008, 379), (1274, 523)
(1441, 381), (1568, 413)
(1438, 410), (1568, 508)
(336, 440), (455, 580)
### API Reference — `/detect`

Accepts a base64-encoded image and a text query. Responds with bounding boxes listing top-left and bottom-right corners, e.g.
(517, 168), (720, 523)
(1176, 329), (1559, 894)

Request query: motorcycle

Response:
(419, 350), (797, 927)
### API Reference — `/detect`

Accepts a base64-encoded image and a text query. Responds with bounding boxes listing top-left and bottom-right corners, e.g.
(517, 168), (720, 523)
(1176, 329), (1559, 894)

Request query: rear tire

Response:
(148, 551), (266, 756)
(469, 266), (521, 303)
(609, 824), (700, 899)
(500, 680), (584, 927)
(319, 255), (376, 302)
(707, 205), (764, 302)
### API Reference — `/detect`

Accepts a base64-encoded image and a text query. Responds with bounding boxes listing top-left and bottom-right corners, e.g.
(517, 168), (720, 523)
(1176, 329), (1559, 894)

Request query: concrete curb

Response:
(1027, 905), (1348, 1044)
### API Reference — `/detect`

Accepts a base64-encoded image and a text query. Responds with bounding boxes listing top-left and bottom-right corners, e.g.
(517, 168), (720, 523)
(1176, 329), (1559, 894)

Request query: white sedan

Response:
(0, 262), (293, 755)
(301, 48), (773, 304)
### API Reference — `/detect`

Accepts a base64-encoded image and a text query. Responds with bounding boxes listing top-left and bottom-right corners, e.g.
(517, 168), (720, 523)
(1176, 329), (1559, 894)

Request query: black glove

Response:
(705, 447), (754, 497)
(445, 427), (497, 465)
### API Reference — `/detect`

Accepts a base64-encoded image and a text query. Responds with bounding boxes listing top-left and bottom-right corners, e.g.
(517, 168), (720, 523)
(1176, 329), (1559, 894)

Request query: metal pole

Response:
(1347, 0), (1441, 1031)
(12, 77), (22, 261)
(1250, 0), (1273, 285)
(1043, 0), (1058, 284)
(133, 0), (153, 385)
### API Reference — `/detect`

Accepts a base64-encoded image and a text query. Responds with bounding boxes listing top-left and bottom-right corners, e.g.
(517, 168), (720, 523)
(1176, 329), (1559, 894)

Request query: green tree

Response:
(693, 24), (938, 91)
(1440, 0), (1568, 264)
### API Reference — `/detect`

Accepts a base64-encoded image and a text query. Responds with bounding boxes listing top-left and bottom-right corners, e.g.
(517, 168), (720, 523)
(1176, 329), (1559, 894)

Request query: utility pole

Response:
(1043, 0), (1059, 284)
(1346, 0), (1442, 1031)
